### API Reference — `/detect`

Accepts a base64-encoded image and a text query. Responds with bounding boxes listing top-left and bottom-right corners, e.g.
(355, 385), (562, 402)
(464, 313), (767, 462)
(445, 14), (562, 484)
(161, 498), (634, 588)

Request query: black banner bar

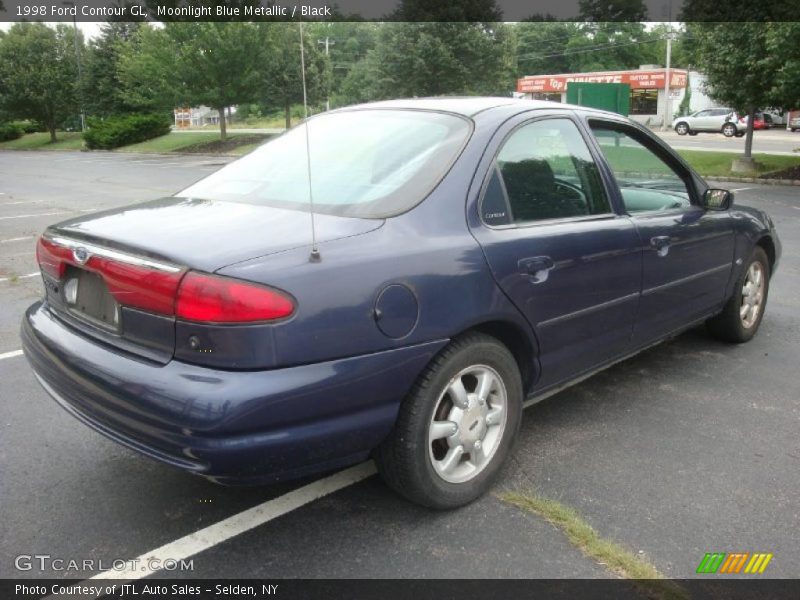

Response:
(3, 579), (800, 600)
(1, 0), (798, 23)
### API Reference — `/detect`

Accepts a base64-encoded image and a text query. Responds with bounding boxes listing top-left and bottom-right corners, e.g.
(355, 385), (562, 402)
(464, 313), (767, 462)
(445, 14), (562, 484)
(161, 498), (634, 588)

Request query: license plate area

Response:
(62, 265), (121, 332)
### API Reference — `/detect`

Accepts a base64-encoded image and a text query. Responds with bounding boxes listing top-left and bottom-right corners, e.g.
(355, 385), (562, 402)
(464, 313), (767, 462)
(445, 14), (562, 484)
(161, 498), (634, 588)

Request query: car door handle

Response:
(650, 236), (671, 257)
(519, 256), (555, 283)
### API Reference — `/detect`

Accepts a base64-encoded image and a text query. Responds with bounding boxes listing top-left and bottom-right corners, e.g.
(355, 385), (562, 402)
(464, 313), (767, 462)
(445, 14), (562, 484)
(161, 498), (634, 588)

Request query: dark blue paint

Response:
(21, 99), (781, 484)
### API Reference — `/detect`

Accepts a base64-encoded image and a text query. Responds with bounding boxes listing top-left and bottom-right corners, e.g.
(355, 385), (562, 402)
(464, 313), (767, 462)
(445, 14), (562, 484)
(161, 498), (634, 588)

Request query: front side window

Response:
(180, 109), (471, 218)
(482, 118), (610, 225)
(590, 123), (692, 213)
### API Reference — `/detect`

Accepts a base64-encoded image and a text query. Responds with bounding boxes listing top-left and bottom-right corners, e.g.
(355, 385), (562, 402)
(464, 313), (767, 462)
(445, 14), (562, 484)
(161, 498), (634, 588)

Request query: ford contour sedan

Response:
(22, 98), (780, 508)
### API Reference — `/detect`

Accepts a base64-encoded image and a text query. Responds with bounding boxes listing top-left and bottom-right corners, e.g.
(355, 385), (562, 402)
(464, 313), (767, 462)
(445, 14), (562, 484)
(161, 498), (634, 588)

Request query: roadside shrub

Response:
(11, 120), (42, 134)
(83, 114), (171, 150)
(0, 122), (24, 142)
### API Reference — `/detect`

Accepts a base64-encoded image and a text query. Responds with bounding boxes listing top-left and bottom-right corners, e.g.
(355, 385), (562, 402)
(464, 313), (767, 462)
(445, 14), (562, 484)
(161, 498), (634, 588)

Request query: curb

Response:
(706, 176), (800, 187)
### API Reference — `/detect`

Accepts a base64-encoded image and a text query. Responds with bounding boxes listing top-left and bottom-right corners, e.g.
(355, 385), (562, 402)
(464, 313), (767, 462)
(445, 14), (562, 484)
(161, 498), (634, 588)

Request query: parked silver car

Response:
(790, 115), (800, 132)
(673, 108), (742, 137)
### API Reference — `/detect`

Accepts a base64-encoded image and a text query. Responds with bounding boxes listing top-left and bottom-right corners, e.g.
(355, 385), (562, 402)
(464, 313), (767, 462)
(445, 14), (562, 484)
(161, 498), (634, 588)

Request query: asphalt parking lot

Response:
(1, 150), (798, 581)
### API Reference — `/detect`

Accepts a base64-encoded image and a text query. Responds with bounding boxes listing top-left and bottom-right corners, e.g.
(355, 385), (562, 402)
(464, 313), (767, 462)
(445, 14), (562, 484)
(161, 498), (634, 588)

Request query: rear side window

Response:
(482, 118), (610, 225)
(180, 109), (471, 219)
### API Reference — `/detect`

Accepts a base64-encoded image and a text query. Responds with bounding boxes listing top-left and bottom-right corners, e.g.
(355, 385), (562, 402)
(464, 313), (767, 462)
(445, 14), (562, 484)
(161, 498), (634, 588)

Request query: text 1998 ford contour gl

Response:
(22, 98), (780, 508)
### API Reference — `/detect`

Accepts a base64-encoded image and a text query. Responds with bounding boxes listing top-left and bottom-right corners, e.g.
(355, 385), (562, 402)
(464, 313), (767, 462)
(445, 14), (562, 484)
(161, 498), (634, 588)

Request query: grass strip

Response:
(500, 490), (688, 600)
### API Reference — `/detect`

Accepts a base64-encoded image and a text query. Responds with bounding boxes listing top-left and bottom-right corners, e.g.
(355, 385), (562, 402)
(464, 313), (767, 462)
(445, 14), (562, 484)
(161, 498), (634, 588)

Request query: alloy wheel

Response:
(427, 365), (508, 484)
(740, 262), (765, 329)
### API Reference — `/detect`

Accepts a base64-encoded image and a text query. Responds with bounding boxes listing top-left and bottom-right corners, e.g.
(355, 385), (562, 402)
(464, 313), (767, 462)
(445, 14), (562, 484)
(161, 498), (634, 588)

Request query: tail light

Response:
(37, 235), (184, 315)
(37, 235), (294, 323)
(176, 272), (295, 323)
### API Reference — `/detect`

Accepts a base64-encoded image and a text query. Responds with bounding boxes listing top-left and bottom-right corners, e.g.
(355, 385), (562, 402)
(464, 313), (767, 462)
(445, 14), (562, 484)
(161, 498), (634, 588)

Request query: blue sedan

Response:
(22, 98), (780, 508)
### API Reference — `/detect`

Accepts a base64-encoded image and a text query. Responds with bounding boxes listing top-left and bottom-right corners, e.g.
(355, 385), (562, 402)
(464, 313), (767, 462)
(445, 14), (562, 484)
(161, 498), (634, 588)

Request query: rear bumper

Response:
(22, 301), (446, 484)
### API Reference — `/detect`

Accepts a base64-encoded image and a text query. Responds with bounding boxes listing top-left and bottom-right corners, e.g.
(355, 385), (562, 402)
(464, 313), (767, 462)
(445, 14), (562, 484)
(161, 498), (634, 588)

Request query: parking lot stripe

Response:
(0, 350), (24, 360)
(0, 272), (39, 283)
(91, 461), (376, 580)
(0, 211), (67, 221)
(0, 236), (34, 244)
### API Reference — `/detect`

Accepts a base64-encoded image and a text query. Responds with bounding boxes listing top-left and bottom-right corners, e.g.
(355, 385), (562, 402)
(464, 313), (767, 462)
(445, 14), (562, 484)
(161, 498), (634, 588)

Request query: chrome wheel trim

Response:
(676, 123), (688, 135)
(428, 365), (508, 484)
(740, 261), (765, 329)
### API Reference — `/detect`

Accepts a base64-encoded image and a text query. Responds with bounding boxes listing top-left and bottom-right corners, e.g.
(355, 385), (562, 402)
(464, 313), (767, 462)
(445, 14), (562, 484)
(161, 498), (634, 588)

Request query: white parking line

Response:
(0, 272), (39, 282)
(0, 236), (34, 244)
(90, 461), (376, 580)
(0, 211), (66, 221)
(0, 350), (24, 360)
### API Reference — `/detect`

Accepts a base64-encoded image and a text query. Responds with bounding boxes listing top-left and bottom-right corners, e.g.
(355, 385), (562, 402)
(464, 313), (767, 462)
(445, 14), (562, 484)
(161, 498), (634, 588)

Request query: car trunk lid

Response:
(51, 197), (384, 273)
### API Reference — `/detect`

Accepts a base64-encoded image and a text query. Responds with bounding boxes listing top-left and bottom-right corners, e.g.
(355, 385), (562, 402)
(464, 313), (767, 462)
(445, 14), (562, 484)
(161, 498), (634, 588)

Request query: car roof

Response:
(340, 96), (623, 120)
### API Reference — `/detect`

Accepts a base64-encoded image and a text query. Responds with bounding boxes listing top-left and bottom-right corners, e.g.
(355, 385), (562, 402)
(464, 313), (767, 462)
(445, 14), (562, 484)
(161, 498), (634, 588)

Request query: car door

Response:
(587, 120), (736, 345)
(470, 116), (642, 389)
(690, 109), (713, 130)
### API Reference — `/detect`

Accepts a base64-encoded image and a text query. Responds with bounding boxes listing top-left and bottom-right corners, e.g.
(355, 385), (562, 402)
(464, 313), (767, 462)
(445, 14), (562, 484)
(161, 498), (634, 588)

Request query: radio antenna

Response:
(299, 22), (321, 262)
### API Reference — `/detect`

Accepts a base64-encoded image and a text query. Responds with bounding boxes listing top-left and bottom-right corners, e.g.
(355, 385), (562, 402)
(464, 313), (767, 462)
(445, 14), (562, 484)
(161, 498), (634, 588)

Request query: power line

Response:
(517, 36), (664, 61)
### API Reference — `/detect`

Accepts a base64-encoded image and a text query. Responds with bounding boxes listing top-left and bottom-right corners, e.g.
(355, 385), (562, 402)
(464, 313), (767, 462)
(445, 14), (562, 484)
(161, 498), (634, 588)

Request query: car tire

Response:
(706, 246), (770, 343)
(792, 128), (797, 132)
(675, 122), (690, 135)
(688, 131), (699, 136)
(375, 332), (523, 509)
(722, 123), (737, 137)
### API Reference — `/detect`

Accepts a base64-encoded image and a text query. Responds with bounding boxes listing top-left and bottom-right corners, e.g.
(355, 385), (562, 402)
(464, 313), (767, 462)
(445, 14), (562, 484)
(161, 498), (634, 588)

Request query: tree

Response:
(119, 22), (267, 139)
(117, 25), (181, 114)
(690, 23), (797, 166)
(84, 22), (143, 117)
(0, 23), (80, 142)
(260, 24), (330, 129)
(307, 21), (379, 107)
(348, 23), (515, 102)
(169, 23), (267, 139)
(515, 20), (577, 76)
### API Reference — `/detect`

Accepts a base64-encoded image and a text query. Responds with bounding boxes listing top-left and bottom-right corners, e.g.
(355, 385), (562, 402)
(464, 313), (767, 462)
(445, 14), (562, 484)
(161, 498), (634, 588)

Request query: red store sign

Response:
(517, 70), (688, 93)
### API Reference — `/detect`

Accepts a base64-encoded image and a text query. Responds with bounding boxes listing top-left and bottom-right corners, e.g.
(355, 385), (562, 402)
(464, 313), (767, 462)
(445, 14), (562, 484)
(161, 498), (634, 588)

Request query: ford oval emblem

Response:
(73, 246), (90, 264)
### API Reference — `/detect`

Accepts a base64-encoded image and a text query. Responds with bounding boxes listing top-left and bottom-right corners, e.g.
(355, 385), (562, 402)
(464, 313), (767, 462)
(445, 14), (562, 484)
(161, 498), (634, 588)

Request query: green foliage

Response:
(260, 24), (330, 128)
(117, 25), (180, 113)
(340, 23), (514, 104)
(0, 23), (81, 142)
(83, 22), (143, 118)
(0, 122), (24, 142)
(307, 22), (379, 102)
(676, 72), (692, 117)
(82, 114), (171, 150)
(10, 120), (42, 134)
(119, 22), (268, 139)
(691, 22), (800, 157)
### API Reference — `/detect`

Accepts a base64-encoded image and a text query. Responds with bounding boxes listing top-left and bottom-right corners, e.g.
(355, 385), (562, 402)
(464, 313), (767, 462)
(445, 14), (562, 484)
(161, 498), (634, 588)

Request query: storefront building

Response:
(517, 66), (688, 126)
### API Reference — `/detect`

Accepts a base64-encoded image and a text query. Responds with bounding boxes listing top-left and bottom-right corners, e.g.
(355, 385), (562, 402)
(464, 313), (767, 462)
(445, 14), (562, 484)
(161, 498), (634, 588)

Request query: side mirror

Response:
(703, 188), (733, 211)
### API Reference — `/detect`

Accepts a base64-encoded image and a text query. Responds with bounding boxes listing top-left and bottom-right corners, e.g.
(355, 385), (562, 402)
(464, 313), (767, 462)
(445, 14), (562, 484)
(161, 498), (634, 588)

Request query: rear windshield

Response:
(179, 109), (472, 218)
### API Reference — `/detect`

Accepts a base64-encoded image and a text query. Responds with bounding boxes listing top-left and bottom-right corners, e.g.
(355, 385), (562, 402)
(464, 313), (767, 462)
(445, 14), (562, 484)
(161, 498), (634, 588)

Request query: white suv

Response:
(673, 108), (743, 137)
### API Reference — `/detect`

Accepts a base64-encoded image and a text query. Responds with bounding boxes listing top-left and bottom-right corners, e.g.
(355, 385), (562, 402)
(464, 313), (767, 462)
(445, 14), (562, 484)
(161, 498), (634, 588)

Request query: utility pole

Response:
(62, 1), (85, 132)
(318, 37), (334, 111)
(661, 1), (674, 132)
(662, 31), (673, 131)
